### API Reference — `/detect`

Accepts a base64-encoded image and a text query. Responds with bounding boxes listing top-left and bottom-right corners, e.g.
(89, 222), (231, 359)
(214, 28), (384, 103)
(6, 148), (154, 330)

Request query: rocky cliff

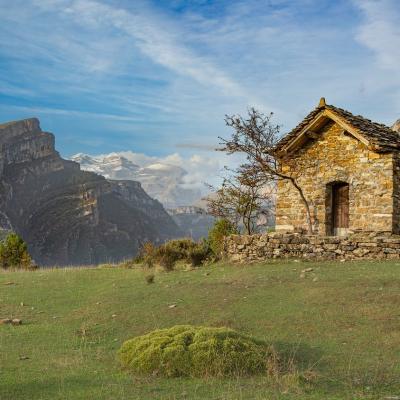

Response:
(167, 206), (215, 240)
(71, 152), (202, 208)
(0, 118), (182, 265)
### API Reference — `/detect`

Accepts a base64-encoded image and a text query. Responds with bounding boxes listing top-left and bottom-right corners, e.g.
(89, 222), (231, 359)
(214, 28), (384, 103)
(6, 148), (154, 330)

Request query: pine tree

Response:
(0, 233), (32, 269)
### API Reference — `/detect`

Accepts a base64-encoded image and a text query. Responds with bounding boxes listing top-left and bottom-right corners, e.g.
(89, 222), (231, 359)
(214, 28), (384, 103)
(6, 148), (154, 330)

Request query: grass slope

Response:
(1, 260), (400, 399)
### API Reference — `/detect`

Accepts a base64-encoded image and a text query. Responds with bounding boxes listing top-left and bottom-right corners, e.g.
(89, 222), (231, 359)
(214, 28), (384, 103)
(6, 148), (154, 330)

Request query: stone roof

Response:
(393, 119), (400, 133)
(276, 101), (400, 153)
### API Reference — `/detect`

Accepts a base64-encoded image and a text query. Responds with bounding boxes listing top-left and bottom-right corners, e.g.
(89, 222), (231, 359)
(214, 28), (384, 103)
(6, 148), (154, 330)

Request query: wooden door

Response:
(332, 183), (349, 235)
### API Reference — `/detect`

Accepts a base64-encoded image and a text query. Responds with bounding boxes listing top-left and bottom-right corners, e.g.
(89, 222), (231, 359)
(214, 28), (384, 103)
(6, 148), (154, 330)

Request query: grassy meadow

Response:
(1, 260), (400, 399)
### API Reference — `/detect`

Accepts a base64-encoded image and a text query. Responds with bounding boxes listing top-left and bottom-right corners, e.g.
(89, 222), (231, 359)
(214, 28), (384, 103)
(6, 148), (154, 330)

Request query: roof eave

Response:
(276, 108), (372, 156)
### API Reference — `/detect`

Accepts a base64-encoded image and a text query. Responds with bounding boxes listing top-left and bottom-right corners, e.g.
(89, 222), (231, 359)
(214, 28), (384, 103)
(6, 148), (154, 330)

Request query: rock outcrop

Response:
(0, 118), (182, 265)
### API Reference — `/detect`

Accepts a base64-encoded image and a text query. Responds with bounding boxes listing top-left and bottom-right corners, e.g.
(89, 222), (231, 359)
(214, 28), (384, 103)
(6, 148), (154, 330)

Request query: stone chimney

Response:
(392, 119), (400, 133)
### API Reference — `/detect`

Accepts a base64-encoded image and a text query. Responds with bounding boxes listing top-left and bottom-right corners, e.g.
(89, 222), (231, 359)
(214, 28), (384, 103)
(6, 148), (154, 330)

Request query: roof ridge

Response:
(276, 101), (400, 153)
(326, 104), (392, 130)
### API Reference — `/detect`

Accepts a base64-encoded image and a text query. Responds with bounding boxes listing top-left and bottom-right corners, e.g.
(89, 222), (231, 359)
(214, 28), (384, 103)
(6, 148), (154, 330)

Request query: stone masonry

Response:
(275, 100), (400, 235)
(224, 101), (400, 263)
(224, 232), (400, 263)
(276, 120), (395, 234)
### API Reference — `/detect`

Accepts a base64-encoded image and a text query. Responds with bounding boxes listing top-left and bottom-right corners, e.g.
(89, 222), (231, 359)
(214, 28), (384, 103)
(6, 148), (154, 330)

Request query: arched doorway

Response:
(329, 182), (349, 236)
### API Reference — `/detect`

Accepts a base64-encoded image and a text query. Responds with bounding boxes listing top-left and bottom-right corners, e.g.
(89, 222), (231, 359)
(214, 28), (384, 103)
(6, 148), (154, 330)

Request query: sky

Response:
(0, 0), (399, 184)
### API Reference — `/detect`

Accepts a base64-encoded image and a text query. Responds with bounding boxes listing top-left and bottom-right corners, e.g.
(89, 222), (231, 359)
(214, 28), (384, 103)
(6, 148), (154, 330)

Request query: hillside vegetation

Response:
(1, 260), (400, 399)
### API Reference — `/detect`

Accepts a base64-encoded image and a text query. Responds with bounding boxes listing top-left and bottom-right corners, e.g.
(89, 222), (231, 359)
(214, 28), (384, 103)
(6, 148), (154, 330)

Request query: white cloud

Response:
(0, 82), (35, 97)
(73, 149), (240, 207)
(0, 0), (273, 148)
(2, 0), (400, 156)
(2, 105), (145, 123)
(117, 150), (228, 190)
(30, 0), (246, 96)
(354, 0), (400, 72)
(352, 0), (400, 113)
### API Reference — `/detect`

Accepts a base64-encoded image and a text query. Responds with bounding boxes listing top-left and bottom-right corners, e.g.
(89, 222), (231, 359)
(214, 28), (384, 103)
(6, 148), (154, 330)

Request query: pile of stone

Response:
(1, 318), (22, 325)
(224, 232), (400, 263)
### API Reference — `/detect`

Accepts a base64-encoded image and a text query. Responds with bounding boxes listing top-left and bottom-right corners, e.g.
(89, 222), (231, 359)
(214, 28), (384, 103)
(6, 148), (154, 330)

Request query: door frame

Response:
(326, 181), (350, 236)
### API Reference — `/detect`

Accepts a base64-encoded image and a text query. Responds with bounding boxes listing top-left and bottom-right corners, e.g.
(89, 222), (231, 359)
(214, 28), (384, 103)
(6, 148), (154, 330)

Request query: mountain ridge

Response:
(0, 118), (182, 265)
(71, 152), (202, 208)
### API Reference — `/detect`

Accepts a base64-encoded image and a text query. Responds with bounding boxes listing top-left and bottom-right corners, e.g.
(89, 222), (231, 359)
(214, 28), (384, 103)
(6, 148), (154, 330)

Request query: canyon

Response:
(0, 118), (182, 265)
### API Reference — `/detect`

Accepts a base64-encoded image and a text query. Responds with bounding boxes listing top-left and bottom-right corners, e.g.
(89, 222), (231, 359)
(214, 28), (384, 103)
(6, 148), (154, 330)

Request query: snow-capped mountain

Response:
(71, 152), (202, 208)
(72, 153), (141, 180)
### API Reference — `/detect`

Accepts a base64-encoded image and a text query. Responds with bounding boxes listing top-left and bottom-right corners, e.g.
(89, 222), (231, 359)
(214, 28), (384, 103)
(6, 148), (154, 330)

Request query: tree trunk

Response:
(243, 214), (251, 235)
(291, 178), (313, 234)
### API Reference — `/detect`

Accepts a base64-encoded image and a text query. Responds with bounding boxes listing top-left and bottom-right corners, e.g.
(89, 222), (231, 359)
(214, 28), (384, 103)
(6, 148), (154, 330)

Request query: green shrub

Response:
(158, 239), (212, 269)
(145, 273), (155, 284)
(0, 233), (32, 269)
(140, 242), (156, 268)
(187, 242), (210, 267)
(130, 255), (144, 265)
(207, 219), (238, 258)
(135, 239), (211, 271)
(157, 244), (177, 271)
(118, 325), (276, 378)
(161, 239), (196, 260)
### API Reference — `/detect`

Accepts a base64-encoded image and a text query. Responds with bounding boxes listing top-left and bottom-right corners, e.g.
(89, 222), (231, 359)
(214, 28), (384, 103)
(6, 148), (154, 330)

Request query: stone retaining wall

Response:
(224, 232), (400, 262)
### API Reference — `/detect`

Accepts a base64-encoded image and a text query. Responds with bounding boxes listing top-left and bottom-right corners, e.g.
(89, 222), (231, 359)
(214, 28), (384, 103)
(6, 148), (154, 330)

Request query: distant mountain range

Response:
(71, 153), (202, 208)
(0, 118), (182, 265)
(166, 206), (215, 241)
(70, 152), (216, 239)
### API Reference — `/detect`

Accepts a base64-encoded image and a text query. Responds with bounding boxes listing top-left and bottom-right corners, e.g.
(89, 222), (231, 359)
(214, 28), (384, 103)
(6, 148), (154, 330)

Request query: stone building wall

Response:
(392, 153), (400, 233)
(276, 120), (395, 234)
(224, 232), (400, 262)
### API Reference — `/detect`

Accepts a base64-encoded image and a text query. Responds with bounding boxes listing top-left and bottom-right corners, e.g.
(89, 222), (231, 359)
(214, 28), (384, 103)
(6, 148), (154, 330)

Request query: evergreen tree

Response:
(0, 233), (32, 269)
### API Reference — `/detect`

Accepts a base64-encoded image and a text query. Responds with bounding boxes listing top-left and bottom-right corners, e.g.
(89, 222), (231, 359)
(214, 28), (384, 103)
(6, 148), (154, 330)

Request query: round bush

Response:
(118, 325), (275, 377)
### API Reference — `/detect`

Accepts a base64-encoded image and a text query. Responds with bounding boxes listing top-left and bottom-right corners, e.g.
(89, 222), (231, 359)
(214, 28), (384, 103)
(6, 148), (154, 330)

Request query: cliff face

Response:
(167, 206), (215, 241)
(0, 118), (182, 265)
(71, 152), (202, 208)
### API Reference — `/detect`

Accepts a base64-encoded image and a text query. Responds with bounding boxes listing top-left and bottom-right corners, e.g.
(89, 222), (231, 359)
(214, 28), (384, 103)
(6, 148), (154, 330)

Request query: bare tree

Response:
(220, 108), (314, 234)
(206, 165), (273, 235)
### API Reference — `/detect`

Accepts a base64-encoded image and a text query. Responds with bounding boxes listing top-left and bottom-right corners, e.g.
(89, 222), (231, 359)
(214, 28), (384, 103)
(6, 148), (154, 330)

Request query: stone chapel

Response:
(275, 98), (400, 236)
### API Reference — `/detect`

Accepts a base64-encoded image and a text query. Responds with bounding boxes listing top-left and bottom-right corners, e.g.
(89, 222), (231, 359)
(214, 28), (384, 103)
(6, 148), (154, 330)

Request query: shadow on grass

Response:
(270, 341), (341, 393)
(0, 375), (109, 400)
(272, 341), (325, 370)
(271, 341), (400, 397)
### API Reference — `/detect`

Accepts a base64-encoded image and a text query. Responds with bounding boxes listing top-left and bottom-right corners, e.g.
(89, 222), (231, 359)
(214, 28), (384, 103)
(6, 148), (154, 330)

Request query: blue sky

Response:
(0, 0), (399, 171)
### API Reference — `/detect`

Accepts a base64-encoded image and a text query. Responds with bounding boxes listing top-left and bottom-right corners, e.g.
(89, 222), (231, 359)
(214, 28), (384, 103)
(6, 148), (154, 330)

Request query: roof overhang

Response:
(276, 109), (371, 157)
